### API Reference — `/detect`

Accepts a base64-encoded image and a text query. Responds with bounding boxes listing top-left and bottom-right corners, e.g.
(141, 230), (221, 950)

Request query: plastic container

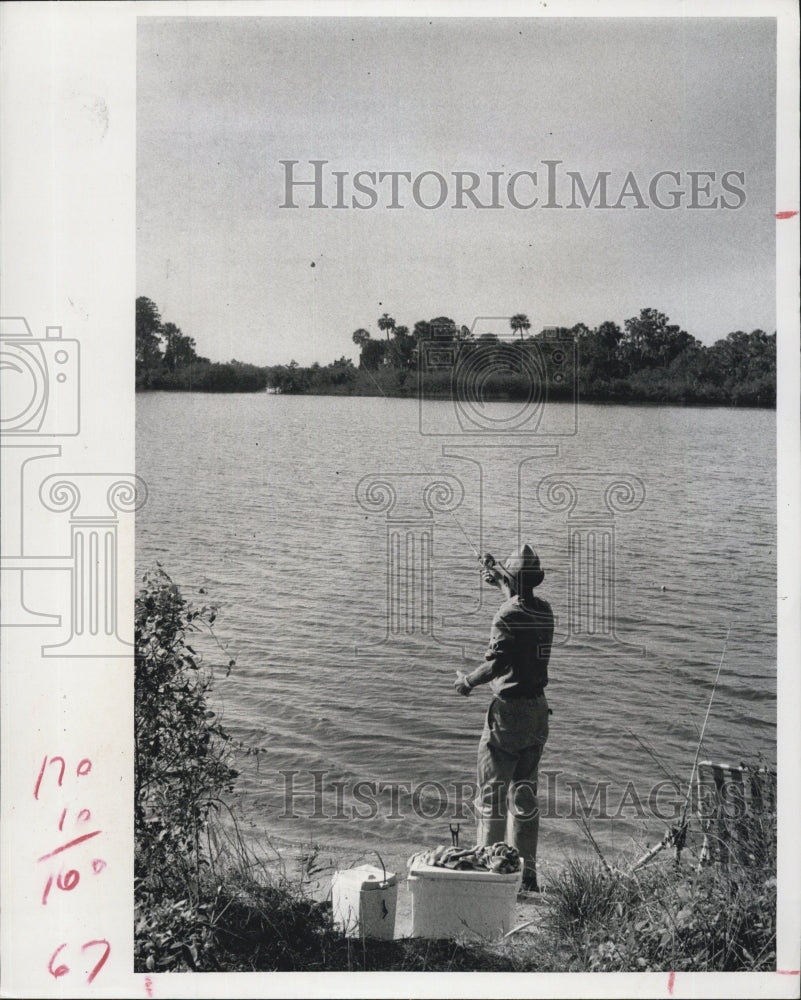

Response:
(330, 864), (398, 939)
(406, 860), (523, 941)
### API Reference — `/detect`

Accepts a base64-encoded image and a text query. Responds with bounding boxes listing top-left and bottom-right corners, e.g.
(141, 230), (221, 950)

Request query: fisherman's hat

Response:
(497, 543), (545, 591)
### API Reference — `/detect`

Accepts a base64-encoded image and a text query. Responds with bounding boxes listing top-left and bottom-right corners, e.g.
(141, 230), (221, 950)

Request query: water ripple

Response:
(137, 394), (776, 858)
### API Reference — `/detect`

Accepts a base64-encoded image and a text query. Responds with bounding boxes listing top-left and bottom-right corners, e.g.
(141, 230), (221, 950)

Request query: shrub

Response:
(548, 859), (628, 935)
(149, 362), (268, 392)
(135, 894), (217, 972)
(134, 567), (238, 892)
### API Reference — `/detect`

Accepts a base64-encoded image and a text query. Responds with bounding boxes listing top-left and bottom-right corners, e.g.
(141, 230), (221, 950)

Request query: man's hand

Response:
(453, 672), (472, 696)
(480, 555), (501, 588)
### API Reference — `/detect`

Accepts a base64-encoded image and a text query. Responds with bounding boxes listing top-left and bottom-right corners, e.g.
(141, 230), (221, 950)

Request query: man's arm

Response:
(464, 613), (516, 689)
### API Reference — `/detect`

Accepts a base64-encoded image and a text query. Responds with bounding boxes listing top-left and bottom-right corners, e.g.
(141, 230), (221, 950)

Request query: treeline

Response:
(267, 309), (775, 407)
(572, 311), (775, 406)
(136, 296), (267, 392)
(266, 356), (360, 394)
(137, 296), (775, 407)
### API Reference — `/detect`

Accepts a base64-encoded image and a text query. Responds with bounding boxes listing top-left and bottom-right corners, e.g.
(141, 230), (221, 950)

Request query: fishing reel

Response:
(479, 553), (505, 586)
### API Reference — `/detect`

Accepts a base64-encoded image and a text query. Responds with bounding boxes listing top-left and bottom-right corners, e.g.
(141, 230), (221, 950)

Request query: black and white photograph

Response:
(1, 2), (799, 997)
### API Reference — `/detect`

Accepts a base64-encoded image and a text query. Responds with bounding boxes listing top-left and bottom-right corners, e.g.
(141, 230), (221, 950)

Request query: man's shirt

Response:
(466, 595), (554, 698)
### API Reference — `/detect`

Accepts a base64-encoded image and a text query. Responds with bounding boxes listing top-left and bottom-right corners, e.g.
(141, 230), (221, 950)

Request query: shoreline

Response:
(135, 385), (776, 409)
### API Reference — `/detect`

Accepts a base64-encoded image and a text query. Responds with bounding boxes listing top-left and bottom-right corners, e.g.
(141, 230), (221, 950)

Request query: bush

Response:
(548, 859), (629, 936)
(134, 568), (238, 892)
(135, 894), (217, 972)
(149, 362), (268, 392)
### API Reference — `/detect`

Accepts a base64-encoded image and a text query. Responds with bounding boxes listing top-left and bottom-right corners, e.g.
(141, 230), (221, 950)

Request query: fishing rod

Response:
(676, 624), (731, 829)
(632, 624), (731, 872)
(440, 513), (508, 579)
(438, 506), (513, 588)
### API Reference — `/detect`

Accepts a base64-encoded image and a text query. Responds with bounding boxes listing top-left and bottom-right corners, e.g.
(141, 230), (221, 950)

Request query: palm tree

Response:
(378, 313), (396, 343)
(510, 313), (531, 342)
(351, 328), (371, 349)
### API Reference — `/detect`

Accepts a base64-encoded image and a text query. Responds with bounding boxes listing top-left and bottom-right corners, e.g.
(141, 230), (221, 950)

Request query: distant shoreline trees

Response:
(294, 308), (775, 407)
(510, 313), (531, 341)
(137, 298), (775, 407)
(135, 296), (267, 392)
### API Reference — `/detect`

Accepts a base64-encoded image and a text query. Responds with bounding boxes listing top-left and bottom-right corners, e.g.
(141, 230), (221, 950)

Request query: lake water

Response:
(136, 393), (776, 862)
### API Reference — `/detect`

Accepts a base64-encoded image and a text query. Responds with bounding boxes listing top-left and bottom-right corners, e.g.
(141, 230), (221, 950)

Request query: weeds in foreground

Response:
(539, 834), (776, 972)
(135, 818), (523, 972)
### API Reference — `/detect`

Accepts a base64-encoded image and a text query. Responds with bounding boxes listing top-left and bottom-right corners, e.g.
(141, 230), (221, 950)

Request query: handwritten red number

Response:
(38, 756), (106, 982)
(34, 757), (47, 799)
(34, 755), (66, 799)
(58, 869), (80, 892)
(47, 940), (110, 984)
(82, 939), (110, 984)
(42, 868), (81, 905)
(48, 942), (69, 979)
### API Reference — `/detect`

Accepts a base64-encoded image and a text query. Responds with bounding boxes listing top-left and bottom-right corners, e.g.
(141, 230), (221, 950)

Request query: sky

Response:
(137, 16), (776, 366)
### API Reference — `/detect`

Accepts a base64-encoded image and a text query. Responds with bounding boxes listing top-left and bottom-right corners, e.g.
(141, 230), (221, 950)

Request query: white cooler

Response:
(406, 860), (523, 941)
(331, 864), (398, 939)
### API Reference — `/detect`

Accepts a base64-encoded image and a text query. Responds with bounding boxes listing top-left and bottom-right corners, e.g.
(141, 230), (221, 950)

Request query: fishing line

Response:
(631, 624), (732, 872)
(359, 362), (500, 572)
(443, 504), (482, 561)
(679, 623), (731, 827)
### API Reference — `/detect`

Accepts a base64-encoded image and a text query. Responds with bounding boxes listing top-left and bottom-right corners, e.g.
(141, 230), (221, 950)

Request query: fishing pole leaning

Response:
(679, 624), (732, 831)
(632, 624), (731, 872)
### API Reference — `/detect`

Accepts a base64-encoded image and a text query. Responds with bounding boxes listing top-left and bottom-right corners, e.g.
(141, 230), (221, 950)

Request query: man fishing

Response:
(453, 544), (554, 892)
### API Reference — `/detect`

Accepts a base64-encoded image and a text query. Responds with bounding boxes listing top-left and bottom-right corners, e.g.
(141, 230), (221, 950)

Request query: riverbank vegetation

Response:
(136, 297), (268, 392)
(136, 297), (775, 406)
(134, 571), (777, 973)
(268, 309), (775, 407)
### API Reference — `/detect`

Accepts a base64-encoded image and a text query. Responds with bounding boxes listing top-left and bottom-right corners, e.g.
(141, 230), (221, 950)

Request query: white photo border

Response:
(1, 1), (798, 997)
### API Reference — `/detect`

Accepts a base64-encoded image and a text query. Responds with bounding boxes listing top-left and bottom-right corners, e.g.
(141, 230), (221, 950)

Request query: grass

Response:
(134, 808), (776, 973)
(537, 853), (776, 972)
(134, 817), (524, 972)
